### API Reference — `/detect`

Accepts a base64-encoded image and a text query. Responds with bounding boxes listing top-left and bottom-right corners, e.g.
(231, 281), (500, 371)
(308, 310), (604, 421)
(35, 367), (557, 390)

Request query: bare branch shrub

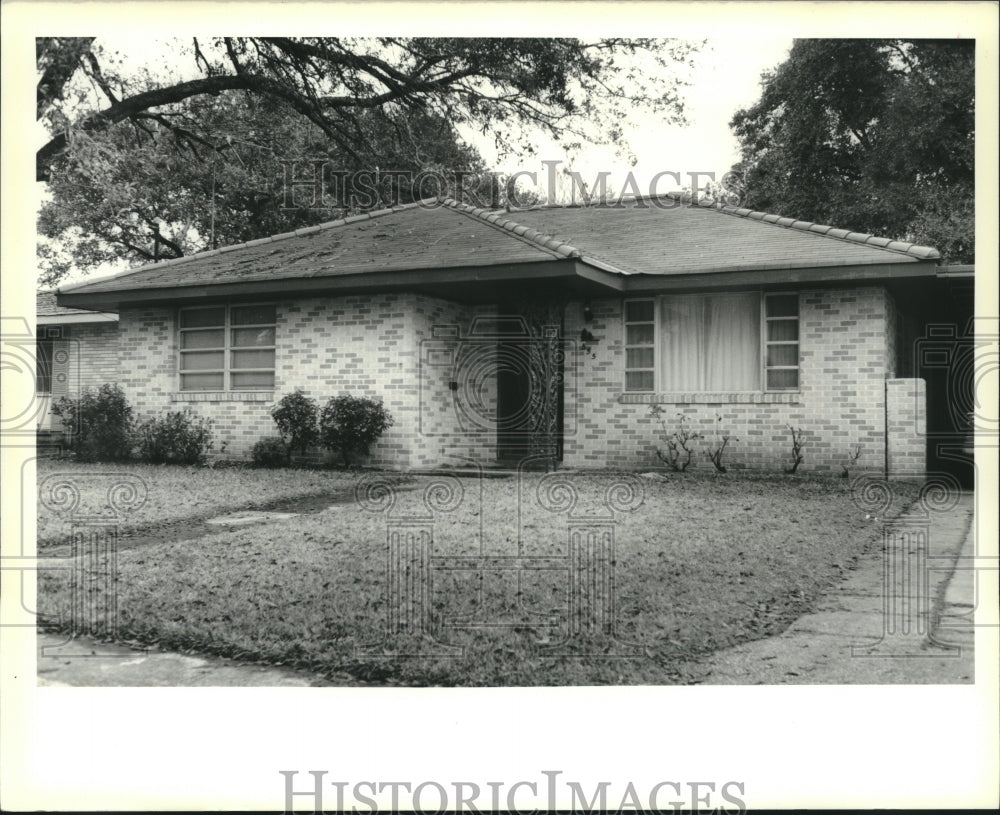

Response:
(649, 405), (701, 472)
(785, 425), (805, 474)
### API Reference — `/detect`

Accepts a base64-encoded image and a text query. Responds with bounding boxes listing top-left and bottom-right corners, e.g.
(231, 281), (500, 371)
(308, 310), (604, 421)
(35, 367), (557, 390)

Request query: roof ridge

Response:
(662, 192), (941, 261)
(441, 198), (582, 260)
(57, 198), (438, 293)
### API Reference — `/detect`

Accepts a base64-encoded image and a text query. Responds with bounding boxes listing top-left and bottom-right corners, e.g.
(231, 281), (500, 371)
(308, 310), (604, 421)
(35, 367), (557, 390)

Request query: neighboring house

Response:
(56, 195), (973, 478)
(36, 291), (119, 432)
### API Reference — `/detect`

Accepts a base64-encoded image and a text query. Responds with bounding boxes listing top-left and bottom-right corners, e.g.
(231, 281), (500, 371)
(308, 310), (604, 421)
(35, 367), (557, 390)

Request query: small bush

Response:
(706, 414), (737, 474)
(270, 389), (319, 463)
(785, 425), (805, 474)
(51, 383), (134, 462)
(319, 394), (394, 466)
(841, 444), (862, 479)
(137, 410), (214, 465)
(650, 406), (701, 472)
(252, 437), (288, 469)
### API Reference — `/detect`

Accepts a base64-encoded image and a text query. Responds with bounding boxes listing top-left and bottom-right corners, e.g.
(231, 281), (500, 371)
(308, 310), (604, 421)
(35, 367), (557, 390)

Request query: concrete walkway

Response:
(699, 492), (977, 684)
(36, 634), (337, 687)
(36, 493), (980, 687)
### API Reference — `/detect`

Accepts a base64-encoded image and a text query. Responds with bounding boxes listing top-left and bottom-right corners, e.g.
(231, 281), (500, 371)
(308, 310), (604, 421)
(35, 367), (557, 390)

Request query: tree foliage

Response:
(730, 39), (974, 263)
(38, 92), (489, 283)
(36, 37), (698, 282)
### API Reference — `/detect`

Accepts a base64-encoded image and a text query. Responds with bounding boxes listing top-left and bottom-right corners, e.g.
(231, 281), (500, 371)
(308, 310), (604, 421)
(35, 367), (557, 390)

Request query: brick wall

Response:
(411, 297), (499, 466)
(118, 293), (497, 467)
(69, 322), (120, 393)
(116, 284), (927, 476)
(885, 289), (899, 378)
(40, 321), (120, 432)
(562, 286), (906, 475)
(886, 378), (927, 476)
(42, 321), (120, 399)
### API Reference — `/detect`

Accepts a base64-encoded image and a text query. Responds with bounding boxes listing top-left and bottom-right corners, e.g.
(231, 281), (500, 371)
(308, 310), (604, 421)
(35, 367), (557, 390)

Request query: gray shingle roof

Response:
(61, 195), (939, 298)
(66, 203), (563, 295)
(469, 194), (938, 277)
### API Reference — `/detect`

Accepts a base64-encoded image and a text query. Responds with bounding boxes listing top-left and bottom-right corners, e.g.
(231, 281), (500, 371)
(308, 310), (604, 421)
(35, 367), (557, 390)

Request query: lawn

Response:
(36, 459), (387, 546)
(37, 467), (919, 685)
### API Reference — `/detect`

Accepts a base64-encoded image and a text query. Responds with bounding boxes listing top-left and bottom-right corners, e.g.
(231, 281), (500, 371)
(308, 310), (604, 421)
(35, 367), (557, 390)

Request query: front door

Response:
(494, 320), (564, 467)
(496, 339), (533, 463)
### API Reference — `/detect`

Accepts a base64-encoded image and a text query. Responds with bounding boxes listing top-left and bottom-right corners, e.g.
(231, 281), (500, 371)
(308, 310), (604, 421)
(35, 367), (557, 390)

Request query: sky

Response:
(472, 38), (792, 195)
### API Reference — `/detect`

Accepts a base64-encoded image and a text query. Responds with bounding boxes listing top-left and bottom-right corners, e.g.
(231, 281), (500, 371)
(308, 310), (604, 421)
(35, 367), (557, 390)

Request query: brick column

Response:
(885, 378), (926, 478)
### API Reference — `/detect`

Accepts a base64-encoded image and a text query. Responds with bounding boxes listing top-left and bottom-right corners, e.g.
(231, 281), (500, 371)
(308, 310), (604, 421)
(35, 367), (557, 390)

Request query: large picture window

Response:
(179, 304), (276, 391)
(623, 292), (799, 393)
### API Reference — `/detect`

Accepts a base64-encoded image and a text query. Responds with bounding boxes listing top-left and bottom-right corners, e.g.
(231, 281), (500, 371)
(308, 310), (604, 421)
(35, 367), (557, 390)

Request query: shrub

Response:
(252, 437), (288, 469)
(649, 406), (701, 472)
(270, 389), (319, 463)
(706, 414), (737, 474)
(319, 394), (394, 466)
(841, 444), (862, 479)
(785, 425), (805, 474)
(136, 410), (214, 465)
(51, 383), (134, 462)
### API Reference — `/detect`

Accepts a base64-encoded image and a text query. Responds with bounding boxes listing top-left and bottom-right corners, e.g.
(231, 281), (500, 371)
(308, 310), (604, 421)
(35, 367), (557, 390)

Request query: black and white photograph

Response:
(2, 1), (997, 811)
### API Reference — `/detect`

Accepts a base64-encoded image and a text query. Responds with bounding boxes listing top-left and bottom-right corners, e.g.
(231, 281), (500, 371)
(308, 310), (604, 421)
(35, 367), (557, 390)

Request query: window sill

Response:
(171, 391), (273, 403)
(619, 391), (801, 405)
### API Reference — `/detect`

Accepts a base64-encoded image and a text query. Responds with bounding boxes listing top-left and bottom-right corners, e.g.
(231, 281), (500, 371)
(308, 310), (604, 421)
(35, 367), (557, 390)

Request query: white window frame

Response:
(623, 298), (658, 392)
(762, 291), (800, 392)
(177, 303), (277, 392)
(623, 291), (800, 393)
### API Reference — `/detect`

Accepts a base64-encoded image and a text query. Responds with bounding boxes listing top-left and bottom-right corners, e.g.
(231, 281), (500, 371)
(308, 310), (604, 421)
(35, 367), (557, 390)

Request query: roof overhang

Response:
(936, 264), (974, 278)
(37, 311), (118, 325)
(57, 259), (626, 311)
(57, 256), (941, 312)
(620, 260), (940, 294)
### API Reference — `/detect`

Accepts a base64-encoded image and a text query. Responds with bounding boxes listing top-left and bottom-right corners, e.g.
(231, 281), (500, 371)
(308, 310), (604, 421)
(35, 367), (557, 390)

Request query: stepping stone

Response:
(205, 511), (298, 527)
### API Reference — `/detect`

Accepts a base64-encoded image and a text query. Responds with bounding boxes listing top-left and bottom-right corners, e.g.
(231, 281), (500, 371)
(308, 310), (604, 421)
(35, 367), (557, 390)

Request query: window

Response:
(36, 333), (53, 394)
(623, 292), (799, 392)
(179, 304), (276, 391)
(623, 300), (656, 391)
(764, 294), (800, 390)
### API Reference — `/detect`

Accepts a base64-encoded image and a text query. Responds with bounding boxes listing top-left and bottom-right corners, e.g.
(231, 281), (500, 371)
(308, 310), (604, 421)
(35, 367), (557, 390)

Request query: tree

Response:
(730, 39), (974, 263)
(38, 92), (493, 283)
(37, 37), (698, 282)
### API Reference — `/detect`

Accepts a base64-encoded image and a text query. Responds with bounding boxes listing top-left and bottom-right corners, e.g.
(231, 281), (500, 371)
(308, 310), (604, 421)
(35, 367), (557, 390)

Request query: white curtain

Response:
(660, 293), (760, 391)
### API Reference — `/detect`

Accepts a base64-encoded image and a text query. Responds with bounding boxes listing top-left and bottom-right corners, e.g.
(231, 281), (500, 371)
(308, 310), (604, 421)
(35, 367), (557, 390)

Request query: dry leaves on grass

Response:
(37, 472), (919, 685)
(35, 460), (390, 545)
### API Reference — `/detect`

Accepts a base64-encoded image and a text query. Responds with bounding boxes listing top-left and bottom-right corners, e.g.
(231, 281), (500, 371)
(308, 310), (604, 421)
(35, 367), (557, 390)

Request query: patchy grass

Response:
(36, 460), (398, 546)
(37, 470), (919, 685)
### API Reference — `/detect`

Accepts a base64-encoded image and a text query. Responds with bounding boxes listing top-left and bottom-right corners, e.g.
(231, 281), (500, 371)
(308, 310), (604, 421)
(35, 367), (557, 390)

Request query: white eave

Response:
(37, 312), (118, 325)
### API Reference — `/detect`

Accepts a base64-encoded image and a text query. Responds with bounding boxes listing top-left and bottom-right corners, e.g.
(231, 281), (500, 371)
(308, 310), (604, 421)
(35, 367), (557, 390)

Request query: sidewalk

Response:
(698, 491), (977, 684)
(36, 635), (337, 687)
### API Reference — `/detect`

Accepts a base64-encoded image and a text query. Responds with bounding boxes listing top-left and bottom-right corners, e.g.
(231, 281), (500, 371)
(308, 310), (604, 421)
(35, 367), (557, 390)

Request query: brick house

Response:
(35, 290), (119, 433)
(57, 195), (972, 477)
